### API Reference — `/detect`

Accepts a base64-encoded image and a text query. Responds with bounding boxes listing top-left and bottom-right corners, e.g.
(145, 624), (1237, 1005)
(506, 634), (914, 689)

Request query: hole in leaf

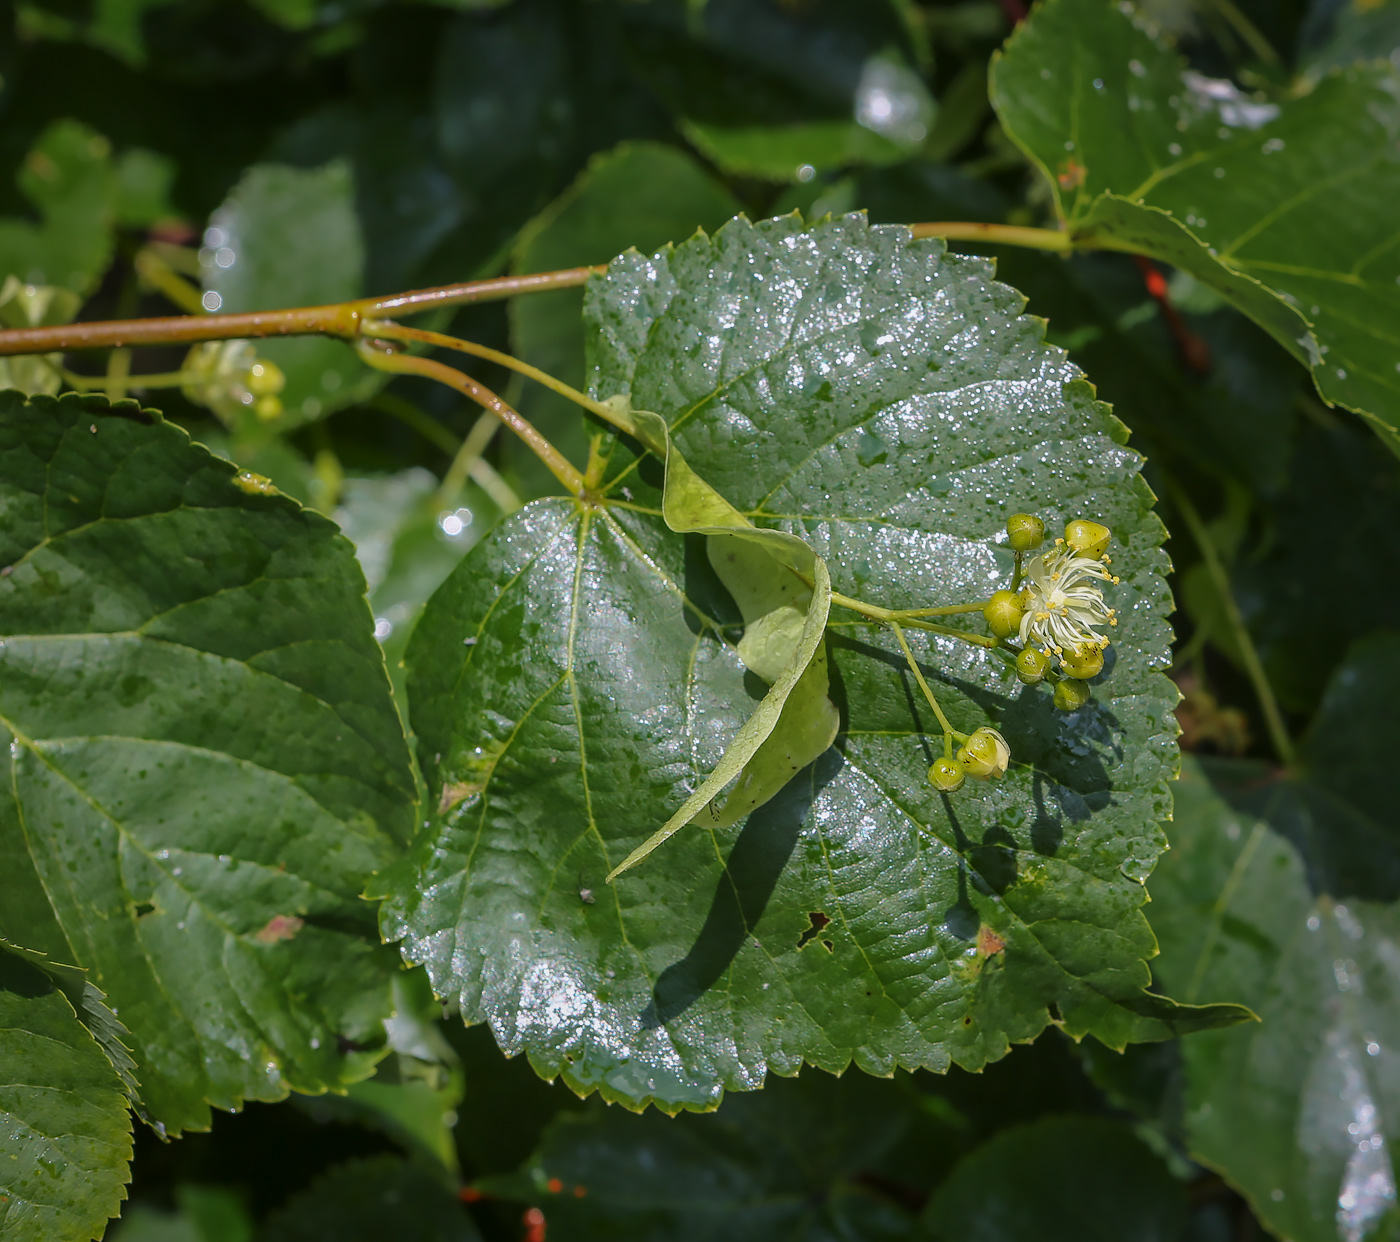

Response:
(133, 902), (155, 918)
(797, 911), (831, 950)
(820, 939), (834, 953)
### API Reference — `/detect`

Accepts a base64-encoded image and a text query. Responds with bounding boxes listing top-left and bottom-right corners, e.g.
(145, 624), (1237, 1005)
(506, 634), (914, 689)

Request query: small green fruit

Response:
(1007, 513), (1046, 552)
(1060, 645), (1105, 680)
(1064, 519), (1111, 560)
(957, 727), (1010, 779)
(928, 757), (967, 792)
(1016, 646), (1050, 685)
(1054, 678), (1091, 711)
(983, 589), (1024, 640)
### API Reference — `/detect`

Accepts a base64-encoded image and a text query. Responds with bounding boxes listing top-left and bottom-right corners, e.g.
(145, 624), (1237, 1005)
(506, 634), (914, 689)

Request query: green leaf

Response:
(0, 120), (119, 295)
(992, 0), (1400, 446)
(922, 1115), (1185, 1241)
(114, 148), (179, 230)
(107, 1185), (251, 1242)
(1304, 1), (1400, 77)
(1147, 635), (1400, 1241)
(260, 1156), (481, 1242)
(620, 0), (928, 180)
(0, 943), (133, 1242)
(332, 467), (496, 712)
(509, 141), (741, 496)
(382, 213), (1244, 1114)
(0, 392), (416, 1133)
(203, 161), (379, 432)
(680, 119), (911, 183)
(485, 1069), (930, 1239)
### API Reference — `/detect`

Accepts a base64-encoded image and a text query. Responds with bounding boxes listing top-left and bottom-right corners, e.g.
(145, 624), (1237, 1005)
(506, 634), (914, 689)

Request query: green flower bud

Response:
(1060, 644), (1105, 680)
(1064, 519), (1111, 560)
(254, 395), (283, 422)
(1007, 513), (1046, 553)
(983, 589), (1024, 640)
(1054, 678), (1091, 711)
(246, 359), (286, 398)
(1016, 646), (1050, 685)
(928, 756), (967, 792)
(957, 727), (1010, 779)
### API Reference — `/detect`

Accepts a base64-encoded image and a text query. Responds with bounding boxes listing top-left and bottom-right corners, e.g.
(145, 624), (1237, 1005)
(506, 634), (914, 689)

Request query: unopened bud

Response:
(1016, 646), (1050, 685)
(928, 757), (967, 792)
(246, 359), (286, 398)
(957, 727), (1010, 779)
(1054, 678), (1091, 711)
(1007, 513), (1046, 553)
(1060, 645), (1105, 680)
(1064, 519), (1111, 560)
(983, 590), (1024, 640)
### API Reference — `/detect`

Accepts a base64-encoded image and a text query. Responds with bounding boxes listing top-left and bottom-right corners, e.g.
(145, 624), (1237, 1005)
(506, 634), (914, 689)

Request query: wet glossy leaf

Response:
(992, 0), (1400, 448)
(204, 161), (380, 432)
(260, 1155), (480, 1242)
(381, 213), (1245, 1114)
(1148, 634), (1400, 1242)
(923, 1115), (1185, 1241)
(486, 1070), (930, 1240)
(0, 943), (133, 1242)
(0, 392), (416, 1133)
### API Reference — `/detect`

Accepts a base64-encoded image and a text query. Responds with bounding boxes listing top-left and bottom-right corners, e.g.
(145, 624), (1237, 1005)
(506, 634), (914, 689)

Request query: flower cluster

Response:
(181, 339), (286, 424)
(925, 512), (1119, 795)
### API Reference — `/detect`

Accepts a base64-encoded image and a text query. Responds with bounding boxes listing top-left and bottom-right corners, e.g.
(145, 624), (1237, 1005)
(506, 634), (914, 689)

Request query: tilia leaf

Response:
(992, 0), (1400, 452)
(0, 392), (415, 1134)
(384, 213), (1247, 1115)
(0, 942), (133, 1242)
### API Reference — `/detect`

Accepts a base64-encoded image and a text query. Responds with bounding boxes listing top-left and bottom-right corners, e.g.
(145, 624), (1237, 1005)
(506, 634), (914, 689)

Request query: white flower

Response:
(1018, 544), (1117, 656)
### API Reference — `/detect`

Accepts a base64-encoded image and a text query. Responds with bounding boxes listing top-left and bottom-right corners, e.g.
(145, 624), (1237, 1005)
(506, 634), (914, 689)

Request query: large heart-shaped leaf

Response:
(381, 213), (1245, 1114)
(0, 392), (416, 1133)
(0, 944), (133, 1242)
(992, 0), (1400, 450)
(1145, 636), (1400, 1241)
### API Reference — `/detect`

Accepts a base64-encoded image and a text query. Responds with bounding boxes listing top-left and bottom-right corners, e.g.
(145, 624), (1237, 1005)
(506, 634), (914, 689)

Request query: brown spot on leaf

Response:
(1057, 157), (1086, 190)
(439, 780), (482, 814)
(255, 914), (304, 944)
(977, 925), (1006, 957)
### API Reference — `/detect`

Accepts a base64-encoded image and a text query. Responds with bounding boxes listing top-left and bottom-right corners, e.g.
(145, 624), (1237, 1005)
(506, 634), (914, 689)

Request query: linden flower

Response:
(1018, 544), (1118, 657)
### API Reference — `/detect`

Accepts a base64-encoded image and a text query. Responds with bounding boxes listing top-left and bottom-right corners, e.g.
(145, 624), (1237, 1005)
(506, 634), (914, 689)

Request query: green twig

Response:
(362, 319), (636, 436)
(1169, 483), (1295, 767)
(828, 588), (999, 648)
(890, 621), (961, 739)
(356, 340), (585, 496)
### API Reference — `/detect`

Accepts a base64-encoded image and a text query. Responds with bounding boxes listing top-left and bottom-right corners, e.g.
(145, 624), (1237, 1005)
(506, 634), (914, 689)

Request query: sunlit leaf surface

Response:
(381, 214), (1240, 1113)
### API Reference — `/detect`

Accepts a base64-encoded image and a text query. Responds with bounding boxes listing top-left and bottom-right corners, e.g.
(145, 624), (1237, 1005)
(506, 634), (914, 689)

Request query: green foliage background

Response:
(1, 1), (1399, 1240)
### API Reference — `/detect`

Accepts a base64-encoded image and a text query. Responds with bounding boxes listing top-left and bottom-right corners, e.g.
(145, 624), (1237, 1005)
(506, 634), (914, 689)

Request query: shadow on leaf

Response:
(640, 748), (844, 1029)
